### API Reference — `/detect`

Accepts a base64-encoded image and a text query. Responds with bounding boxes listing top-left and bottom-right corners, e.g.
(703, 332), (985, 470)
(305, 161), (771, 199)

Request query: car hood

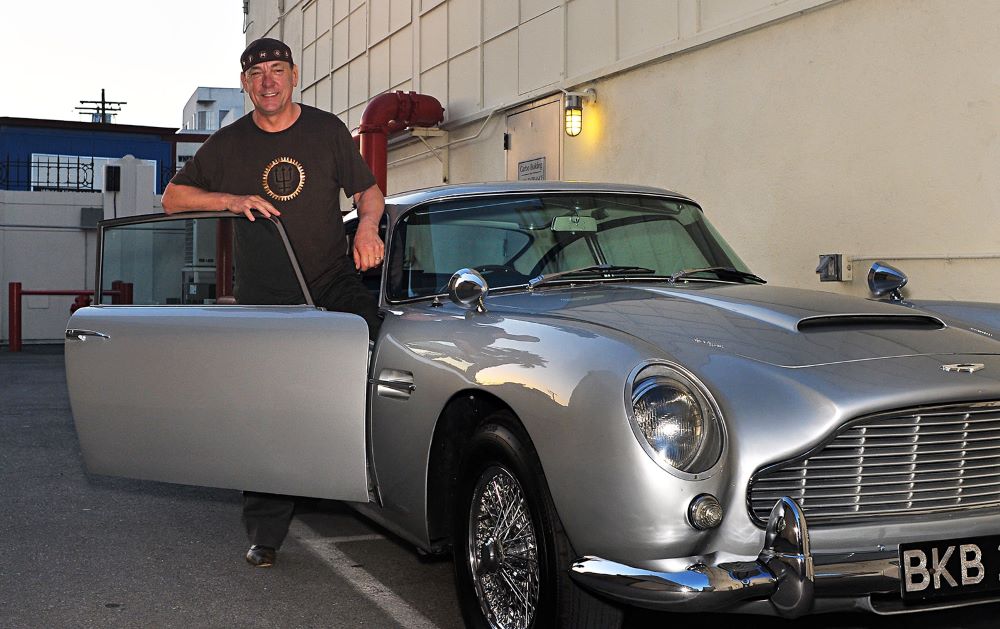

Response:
(491, 283), (1000, 368)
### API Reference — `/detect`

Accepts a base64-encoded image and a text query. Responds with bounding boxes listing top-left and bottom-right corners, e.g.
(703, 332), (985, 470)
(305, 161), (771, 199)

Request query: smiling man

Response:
(161, 37), (384, 568)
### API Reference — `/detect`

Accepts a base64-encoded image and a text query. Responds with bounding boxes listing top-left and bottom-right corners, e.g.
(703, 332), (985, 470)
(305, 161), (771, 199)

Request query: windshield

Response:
(386, 193), (752, 301)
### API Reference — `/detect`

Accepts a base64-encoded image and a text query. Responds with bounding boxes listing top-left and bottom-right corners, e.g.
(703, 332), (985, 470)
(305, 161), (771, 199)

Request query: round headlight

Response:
(627, 364), (724, 477)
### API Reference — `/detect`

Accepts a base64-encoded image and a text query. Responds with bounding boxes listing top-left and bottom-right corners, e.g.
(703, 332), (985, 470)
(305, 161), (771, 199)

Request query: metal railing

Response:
(0, 155), (97, 192)
(7, 281), (133, 352)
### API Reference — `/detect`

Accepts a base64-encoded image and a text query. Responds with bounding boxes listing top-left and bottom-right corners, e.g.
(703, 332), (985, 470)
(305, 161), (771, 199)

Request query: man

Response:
(162, 37), (384, 568)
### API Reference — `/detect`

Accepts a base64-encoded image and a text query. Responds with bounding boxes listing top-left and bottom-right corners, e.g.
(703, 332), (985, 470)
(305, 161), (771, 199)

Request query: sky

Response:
(6, 1), (247, 128)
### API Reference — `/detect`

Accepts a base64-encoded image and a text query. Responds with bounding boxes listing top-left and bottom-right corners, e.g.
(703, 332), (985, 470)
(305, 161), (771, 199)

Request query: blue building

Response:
(0, 117), (206, 194)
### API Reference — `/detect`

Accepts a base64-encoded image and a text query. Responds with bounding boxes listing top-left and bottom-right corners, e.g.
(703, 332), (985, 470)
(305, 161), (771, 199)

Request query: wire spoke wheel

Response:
(467, 465), (540, 629)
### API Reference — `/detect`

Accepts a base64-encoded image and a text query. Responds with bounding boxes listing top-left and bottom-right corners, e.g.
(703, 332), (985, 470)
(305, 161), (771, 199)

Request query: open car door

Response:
(65, 213), (370, 502)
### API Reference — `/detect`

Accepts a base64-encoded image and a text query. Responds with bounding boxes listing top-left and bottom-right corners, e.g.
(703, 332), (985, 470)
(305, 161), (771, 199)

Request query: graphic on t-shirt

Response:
(261, 157), (305, 201)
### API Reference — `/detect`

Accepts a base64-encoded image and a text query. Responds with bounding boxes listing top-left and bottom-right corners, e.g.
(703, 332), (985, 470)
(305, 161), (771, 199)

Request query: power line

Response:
(76, 88), (127, 123)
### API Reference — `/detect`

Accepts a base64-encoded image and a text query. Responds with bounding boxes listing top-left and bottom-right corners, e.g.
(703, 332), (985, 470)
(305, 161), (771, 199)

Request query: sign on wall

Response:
(517, 157), (546, 181)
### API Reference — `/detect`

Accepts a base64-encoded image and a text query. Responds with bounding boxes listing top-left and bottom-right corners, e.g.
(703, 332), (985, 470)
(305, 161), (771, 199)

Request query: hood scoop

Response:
(796, 314), (945, 333)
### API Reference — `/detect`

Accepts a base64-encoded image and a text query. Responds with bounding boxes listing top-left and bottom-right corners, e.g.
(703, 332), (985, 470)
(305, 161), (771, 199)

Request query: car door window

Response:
(99, 215), (304, 306)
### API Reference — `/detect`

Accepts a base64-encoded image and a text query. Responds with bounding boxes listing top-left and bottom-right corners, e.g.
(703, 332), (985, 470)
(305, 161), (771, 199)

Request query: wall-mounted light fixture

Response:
(563, 88), (596, 137)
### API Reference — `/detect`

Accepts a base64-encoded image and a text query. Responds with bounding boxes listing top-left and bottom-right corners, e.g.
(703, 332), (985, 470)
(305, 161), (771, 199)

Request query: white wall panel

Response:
(370, 0), (391, 43)
(420, 63), (449, 115)
(2, 229), (87, 341)
(392, 78), (413, 91)
(283, 13), (305, 75)
(484, 0), (518, 40)
(318, 0), (334, 34)
(483, 31), (518, 107)
(349, 7), (368, 59)
(301, 84), (317, 106)
(349, 56), (369, 106)
(699, 0), (774, 31)
(333, 19), (350, 68)
(304, 1), (318, 42)
(315, 75), (332, 111)
(448, 48), (481, 119)
(370, 39), (392, 96)
(333, 66), (350, 112)
(390, 26), (414, 86)
(335, 0), (350, 23)
(349, 103), (367, 129)
(420, 3), (448, 71)
(567, 0), (614, 79)
(390, 0), (412, 31)
(520, 0), (559, 23)
(351, 0), (365, 11)
(301, 41), (317, 85)
(518, 9), (563, 94)
(619, 0), (679, 58)
(316, 30), (333, 77)
(448, 0), (480, 55)
(422, 0), (446, 11)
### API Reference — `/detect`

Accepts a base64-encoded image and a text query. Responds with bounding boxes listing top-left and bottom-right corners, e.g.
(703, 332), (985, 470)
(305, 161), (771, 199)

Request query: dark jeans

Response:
(243, 269), (380, 548)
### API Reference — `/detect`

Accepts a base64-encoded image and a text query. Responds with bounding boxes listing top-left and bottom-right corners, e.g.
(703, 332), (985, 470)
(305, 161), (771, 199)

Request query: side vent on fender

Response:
(375, 369), (415, 400)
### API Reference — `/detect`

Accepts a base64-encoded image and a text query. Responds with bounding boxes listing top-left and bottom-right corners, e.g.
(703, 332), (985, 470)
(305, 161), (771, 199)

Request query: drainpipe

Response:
(357, 91), (445, 194)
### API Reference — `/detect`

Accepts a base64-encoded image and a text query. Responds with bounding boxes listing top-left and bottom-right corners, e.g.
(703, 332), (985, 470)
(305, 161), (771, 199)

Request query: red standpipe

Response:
(356, 91), (445, 195)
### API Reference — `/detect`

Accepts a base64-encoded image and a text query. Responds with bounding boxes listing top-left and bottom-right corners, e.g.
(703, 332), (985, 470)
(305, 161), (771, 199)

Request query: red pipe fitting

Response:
(356, 91), (445, 194)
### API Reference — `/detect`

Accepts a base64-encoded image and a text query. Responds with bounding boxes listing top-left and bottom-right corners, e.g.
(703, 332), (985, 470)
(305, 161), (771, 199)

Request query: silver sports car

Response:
(66, 182), (1000, 627)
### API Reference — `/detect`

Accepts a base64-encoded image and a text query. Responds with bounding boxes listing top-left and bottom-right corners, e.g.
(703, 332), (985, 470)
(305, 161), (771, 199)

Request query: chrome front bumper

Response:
(569, 497), (977, 618)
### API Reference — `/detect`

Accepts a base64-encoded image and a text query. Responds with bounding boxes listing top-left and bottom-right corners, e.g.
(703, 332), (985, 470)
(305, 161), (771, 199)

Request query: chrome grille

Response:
(749, 402), (1000, 525)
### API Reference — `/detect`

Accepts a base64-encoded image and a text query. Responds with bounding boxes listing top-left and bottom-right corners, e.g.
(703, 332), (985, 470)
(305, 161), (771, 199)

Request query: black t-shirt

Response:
(171, 104), (376, 304)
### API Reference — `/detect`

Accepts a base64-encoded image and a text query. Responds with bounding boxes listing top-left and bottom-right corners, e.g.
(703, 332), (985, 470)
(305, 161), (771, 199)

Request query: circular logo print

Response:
(261, 157), (305, 201)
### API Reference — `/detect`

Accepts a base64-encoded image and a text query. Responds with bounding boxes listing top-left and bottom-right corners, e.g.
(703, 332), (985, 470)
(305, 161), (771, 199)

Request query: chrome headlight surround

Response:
(624, 361), (726, 480)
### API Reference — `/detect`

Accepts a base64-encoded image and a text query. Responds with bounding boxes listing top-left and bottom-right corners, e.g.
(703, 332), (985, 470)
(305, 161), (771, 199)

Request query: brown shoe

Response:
(245, 545), (276, 568)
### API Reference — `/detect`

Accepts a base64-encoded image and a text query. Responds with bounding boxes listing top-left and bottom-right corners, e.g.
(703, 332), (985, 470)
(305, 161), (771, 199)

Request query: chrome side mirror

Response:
(868, 261), (907, 301)
(448, 268), (488, 313)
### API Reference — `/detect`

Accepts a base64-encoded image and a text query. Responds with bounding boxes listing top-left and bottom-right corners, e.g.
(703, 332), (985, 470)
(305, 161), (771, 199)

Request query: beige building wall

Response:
(246, 0), (1000, 301)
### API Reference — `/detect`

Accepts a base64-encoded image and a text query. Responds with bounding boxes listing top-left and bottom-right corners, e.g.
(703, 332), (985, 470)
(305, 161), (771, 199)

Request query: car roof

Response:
(384, 181), (696, 208)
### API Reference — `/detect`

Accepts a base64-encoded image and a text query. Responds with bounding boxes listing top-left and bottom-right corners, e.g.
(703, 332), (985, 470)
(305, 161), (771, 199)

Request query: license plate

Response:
(899, 534), (1000, 603)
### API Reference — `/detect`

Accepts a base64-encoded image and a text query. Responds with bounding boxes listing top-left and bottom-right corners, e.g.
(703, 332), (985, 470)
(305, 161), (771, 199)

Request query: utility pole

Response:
(76, 89), (126, 123)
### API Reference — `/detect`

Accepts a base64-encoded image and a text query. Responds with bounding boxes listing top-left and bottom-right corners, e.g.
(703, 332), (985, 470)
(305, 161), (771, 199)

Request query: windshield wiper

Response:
(668, 266), (766, 284)
(528, 264), (656, 290)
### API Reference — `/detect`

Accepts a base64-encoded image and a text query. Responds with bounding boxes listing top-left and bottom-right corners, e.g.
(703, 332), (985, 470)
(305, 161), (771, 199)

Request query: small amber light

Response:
(688, 494), (724, 530)
(564, 94), (583, 137)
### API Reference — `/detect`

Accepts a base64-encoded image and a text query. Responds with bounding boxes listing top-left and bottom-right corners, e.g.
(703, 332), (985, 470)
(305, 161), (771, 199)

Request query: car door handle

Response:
(65, 329), (111, 341)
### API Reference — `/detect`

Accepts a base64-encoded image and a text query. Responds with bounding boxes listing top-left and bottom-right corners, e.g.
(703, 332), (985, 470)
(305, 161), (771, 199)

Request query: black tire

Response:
(452, 412), (624, 629)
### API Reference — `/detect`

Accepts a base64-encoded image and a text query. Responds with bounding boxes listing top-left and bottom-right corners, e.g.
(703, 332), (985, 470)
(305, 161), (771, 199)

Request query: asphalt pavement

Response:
(2, 345), (997, 628)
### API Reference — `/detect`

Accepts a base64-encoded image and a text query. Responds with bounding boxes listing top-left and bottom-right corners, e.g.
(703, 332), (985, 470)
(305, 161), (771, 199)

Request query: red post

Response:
(8, 282), (22, 352)
(122, 282), (133, 305)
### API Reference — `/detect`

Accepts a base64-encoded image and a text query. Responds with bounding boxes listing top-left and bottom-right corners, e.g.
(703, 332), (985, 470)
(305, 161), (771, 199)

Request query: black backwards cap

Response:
(241, 38), (294, 72)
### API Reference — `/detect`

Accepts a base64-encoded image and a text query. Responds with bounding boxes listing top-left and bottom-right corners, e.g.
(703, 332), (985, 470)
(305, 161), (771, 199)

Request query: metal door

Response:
(505, 98), (562, 181)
